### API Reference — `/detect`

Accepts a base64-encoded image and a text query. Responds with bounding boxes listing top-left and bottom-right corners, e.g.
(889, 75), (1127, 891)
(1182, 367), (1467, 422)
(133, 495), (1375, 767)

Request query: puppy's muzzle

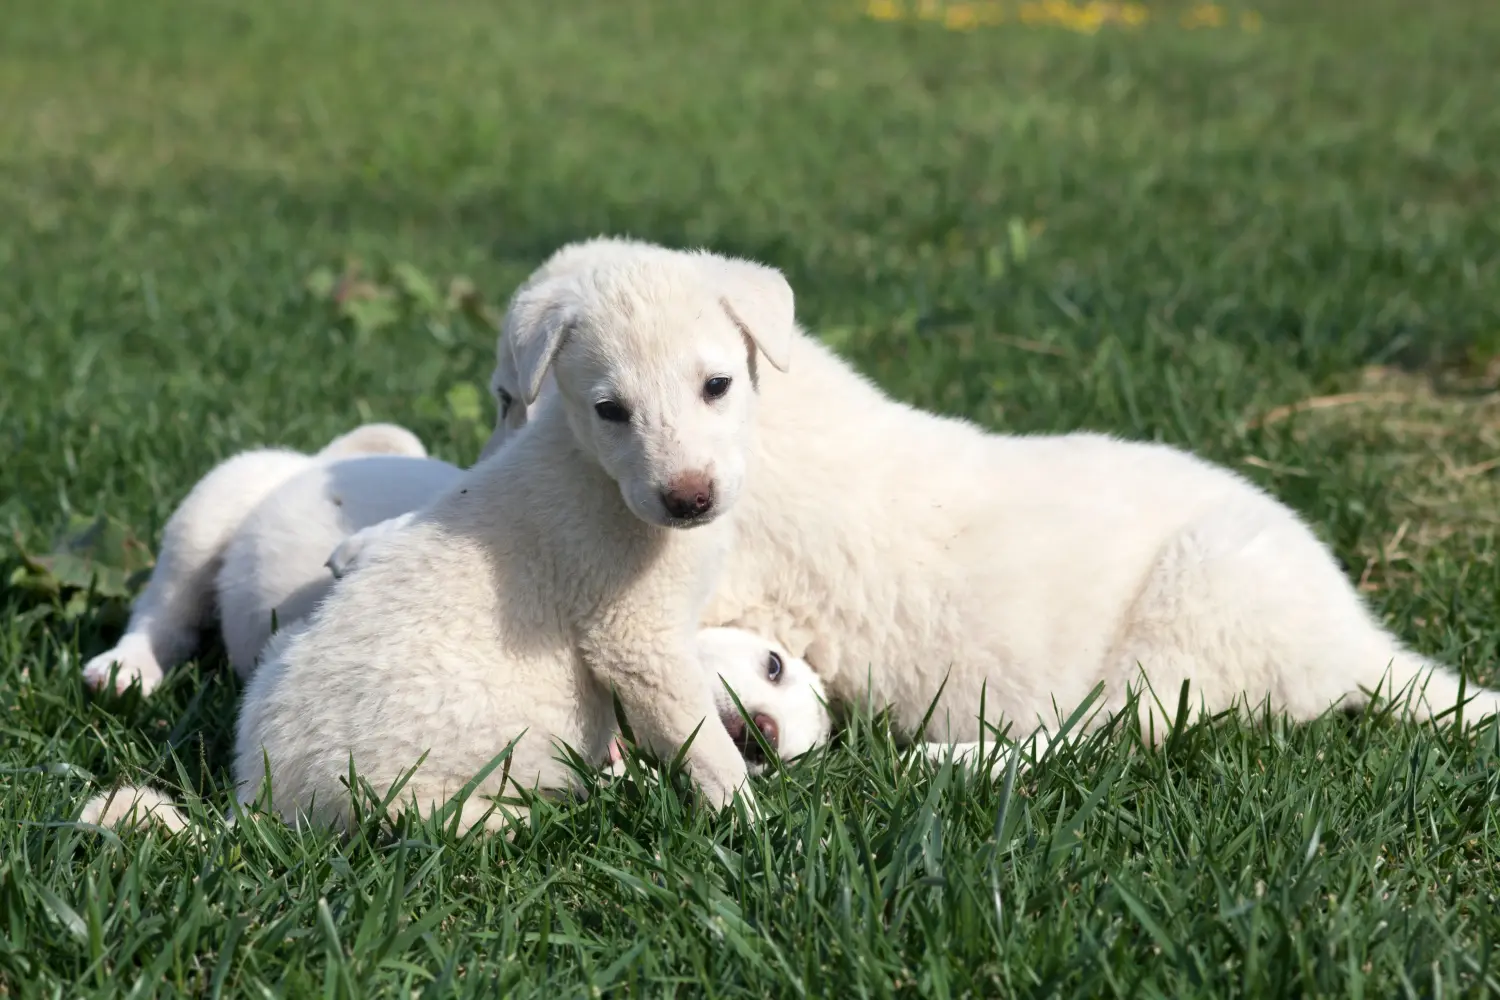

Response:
(722, 711), (779, 764)
(661, 473), (715, 521)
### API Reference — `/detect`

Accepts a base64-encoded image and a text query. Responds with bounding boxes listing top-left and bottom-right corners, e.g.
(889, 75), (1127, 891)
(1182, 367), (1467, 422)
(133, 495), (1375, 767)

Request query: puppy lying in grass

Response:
(476, 237), (1500, 771)
(80, 419), (831, 833)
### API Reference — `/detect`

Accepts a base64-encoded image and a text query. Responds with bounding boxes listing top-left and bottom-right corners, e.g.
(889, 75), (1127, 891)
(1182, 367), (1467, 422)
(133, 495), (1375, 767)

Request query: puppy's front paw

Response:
(82, 642), (164, 697)
(689, 753), (756, 818)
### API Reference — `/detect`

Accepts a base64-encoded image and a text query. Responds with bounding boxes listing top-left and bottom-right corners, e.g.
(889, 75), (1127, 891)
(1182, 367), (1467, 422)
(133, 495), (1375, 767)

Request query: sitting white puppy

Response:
(231, 247), (799, 833)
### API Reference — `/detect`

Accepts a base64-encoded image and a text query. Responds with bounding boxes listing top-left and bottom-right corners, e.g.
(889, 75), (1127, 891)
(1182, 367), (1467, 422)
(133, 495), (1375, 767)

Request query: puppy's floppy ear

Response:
(503, 280), (576, 405)
(698, 253), (794, 373)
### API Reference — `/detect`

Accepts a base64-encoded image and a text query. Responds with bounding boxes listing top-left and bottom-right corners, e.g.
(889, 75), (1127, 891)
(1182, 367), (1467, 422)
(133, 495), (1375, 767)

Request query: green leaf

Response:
(392, 261), (444, 315)
(14, 513), (154, 600)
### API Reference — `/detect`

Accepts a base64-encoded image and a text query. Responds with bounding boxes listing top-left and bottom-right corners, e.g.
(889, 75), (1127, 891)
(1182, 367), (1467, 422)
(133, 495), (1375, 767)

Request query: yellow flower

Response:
(917, 0), (943, 19)
(1180, 3), (1225, 28)
(1119, 3), (1149, 26)
(866, 0), (905, 20)
(944, 2), (982, 29)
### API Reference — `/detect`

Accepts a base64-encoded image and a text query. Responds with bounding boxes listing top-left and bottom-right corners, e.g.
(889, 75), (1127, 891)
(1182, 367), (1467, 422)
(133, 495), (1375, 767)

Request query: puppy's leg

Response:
(83, 449), (313, 696)
(1097, 496), (1500, 736)
(581, 616), (754, 815)
(79, 785), (190, 833)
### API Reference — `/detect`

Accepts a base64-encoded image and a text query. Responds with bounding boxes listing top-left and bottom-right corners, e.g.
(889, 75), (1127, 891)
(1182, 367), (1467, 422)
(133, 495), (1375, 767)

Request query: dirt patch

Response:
(1246, 365), (1500, 593)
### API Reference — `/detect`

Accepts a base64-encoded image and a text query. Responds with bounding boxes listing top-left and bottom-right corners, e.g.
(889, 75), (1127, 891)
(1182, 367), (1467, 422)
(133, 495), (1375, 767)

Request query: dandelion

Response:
(865, 0), (904, 20)
(944, 2), (982, 29)
(1180, 3), (1225, 29)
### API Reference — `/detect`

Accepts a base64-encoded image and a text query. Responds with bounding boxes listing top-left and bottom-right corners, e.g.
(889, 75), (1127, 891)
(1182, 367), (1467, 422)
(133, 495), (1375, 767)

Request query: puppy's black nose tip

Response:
(661, 475), (715, 520)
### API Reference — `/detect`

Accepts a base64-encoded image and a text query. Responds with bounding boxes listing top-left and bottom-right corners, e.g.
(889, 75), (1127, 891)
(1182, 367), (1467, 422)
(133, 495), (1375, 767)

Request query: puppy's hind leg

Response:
(83, 449), (314, 696)
(1100, 495), (1500, 738)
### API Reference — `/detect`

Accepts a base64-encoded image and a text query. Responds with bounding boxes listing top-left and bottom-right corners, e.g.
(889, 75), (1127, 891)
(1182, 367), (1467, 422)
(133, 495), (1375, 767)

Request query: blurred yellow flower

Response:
(944, 2), (982, 29)
(860, 1), (1255, 34)
(1180, 3), (1225, 28)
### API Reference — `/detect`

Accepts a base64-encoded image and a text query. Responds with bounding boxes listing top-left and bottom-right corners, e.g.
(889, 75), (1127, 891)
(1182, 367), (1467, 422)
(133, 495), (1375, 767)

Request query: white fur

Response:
(81, 424), (432, 695)
(81, 629), (830, 835)
(234, 247), (799, 832)
(77, 785), (189, 833)
(502, 240), (1500, 761)
(326, 238), (646, 571)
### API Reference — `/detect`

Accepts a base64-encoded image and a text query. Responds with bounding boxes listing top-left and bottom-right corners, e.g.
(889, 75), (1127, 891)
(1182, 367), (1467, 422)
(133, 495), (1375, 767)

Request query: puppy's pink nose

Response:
(661, 473), (715, 520)
(752, 712), (779, 750)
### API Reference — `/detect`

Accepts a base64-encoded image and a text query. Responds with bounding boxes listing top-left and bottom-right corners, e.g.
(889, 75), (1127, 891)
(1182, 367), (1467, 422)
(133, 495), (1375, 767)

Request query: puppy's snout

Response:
(723, 711), (780, 763)
(661, 473), (715, 520)
(752, 712), (779, 749)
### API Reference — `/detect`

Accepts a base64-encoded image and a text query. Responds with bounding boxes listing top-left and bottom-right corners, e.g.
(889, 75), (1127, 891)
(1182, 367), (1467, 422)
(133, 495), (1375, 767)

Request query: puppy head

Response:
(477, 239), (651, 462)
(696, 627), (830, 772)
(503, 243), (794, 529)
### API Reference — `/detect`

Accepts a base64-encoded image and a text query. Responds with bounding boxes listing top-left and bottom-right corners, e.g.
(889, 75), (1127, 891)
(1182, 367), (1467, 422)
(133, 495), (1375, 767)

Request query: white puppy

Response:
(81, 424), (436, 696)
(232, 248), (795, 832)
(322, 238), (632, 571)
(491, 239), (1500, 767)
(84, 628), (828, 833)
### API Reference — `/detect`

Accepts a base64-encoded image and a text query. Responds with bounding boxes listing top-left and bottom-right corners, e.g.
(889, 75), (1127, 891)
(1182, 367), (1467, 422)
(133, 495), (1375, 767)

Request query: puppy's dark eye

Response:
(703, 376), (732, 401)
(766, 650), (783, 683)
(497, 389), (513, 419)
(594, 400), (631, 423)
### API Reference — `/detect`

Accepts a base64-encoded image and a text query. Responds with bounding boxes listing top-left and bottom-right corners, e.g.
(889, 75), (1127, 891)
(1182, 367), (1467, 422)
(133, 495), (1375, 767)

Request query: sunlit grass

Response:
(3, 0), (1500, 994)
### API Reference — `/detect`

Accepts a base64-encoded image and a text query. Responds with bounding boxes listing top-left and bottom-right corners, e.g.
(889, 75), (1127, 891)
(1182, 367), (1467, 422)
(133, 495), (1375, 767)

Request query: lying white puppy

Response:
(83, 626), (828, 834)
(231, 247), (798, 832)
(81, 423), (437, 696)
(486, 238), (1500, 765)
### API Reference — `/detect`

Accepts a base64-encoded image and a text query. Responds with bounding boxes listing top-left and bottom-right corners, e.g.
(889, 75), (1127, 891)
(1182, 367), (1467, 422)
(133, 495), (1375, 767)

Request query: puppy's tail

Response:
(1357, 651), (1500, 727)
(79, 786), (191, 835)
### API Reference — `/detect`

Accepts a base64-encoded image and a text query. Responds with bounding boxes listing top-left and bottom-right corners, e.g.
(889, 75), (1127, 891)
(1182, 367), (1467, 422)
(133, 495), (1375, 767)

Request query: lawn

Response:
(3, 0), (1500, 994)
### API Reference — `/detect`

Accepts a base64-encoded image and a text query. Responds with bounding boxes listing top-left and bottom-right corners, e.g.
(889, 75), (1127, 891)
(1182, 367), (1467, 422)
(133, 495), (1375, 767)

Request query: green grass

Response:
(5, 0), (1500, 994)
